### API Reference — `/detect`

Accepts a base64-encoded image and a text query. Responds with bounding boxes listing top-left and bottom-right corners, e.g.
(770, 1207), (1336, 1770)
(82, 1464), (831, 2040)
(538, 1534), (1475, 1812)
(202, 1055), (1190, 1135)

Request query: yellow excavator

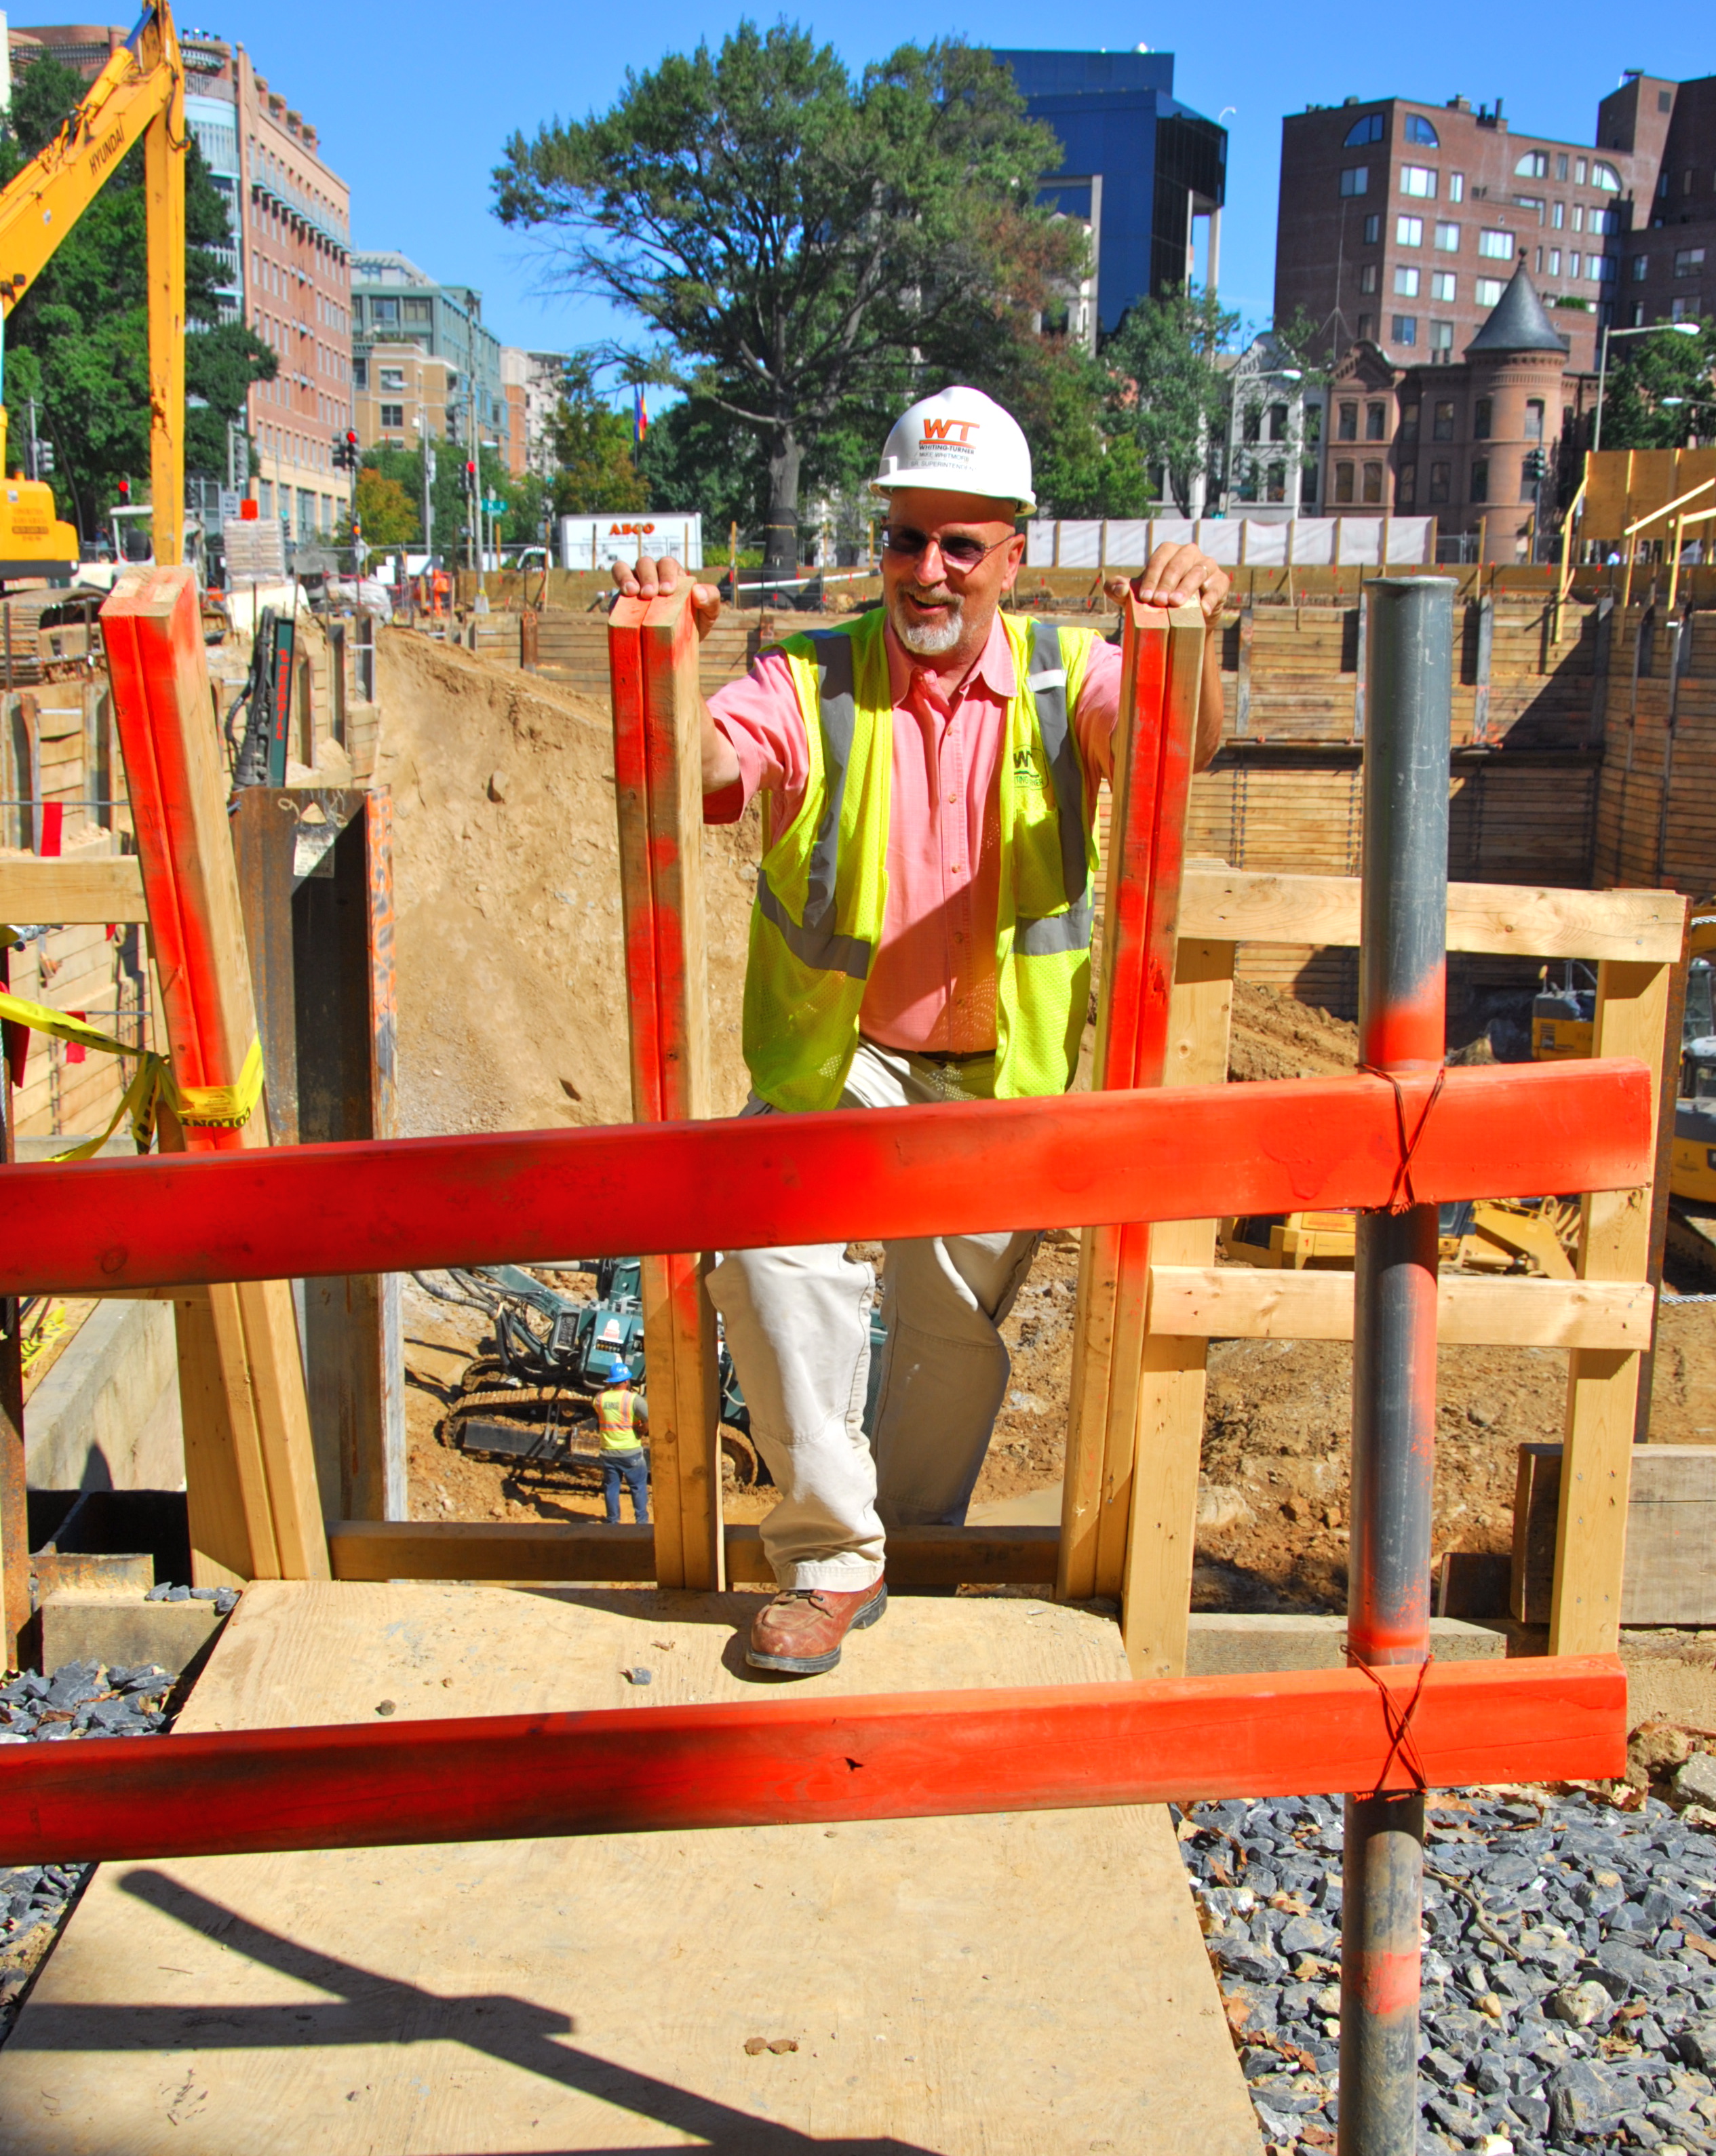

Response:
(0, 1), (184, 579)
(1220, 1198), (1579, 1278)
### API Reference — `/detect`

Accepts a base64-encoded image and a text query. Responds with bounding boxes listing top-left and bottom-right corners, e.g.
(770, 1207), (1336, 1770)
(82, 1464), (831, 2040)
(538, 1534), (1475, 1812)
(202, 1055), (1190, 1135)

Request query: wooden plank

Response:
(328, 1519), (1058, 1586)
(1517, 1445), (1716, 1626)
(0, 854), (147, 924)
(0, 1582), (1263, 2156)
(0, 1059), (1657, 1298)
(608, 579), (720, 1592)
(1179, 867), (1685, 962)
(1550, 958), (1671, 1656)
(1059, 602), (1201, 1603)
(1150, 1267), (1656, 1349)
(1120, 937), (1236, 1681)
(99, 567), (327, 1584)
(0, 1598), (1624, 1862)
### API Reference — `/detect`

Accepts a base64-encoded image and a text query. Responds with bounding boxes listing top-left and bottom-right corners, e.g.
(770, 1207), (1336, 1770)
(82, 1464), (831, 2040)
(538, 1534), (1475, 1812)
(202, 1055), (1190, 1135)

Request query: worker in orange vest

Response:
(596, 1358), (649, 1526)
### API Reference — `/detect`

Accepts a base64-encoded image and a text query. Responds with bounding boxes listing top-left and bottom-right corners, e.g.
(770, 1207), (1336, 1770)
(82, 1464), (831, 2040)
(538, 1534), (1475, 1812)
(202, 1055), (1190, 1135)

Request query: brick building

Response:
(499, 348), (566, 480)
(1274, 94), (1650, 376)
(231, 53), (353, 543)
(1606, 75), (1716, 330)
(1318, 264), (1597, 562)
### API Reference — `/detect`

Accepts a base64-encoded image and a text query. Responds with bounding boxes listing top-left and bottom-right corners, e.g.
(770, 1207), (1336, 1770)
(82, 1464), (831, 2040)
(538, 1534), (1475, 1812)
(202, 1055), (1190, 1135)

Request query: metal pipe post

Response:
(1340, 576), (1453, 2156)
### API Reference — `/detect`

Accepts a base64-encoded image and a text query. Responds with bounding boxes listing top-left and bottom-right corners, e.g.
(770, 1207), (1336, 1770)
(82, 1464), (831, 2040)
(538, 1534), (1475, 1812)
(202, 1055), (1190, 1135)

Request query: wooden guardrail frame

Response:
(1118, 867), (1686, 1681)
(5, 763), (1688, 1665)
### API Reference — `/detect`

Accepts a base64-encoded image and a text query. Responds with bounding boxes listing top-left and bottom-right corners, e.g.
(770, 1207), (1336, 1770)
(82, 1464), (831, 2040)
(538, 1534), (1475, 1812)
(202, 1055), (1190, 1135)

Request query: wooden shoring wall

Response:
(1593, 608), (1716, 895)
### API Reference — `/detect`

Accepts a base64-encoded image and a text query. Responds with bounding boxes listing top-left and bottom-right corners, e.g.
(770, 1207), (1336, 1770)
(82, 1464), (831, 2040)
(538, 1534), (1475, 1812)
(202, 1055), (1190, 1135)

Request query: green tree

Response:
(547, 357), (647, 514)
(1597, 319), (1716, 450)
(345, 467), (418, 548)
(359, 436), (513, 566)
(494, 25), (1082, 578)
(1104, 285), (1241, 515)
(636, 396), (766, 542)
(498, 467), (551, 548)
(0, 50), (275, 542)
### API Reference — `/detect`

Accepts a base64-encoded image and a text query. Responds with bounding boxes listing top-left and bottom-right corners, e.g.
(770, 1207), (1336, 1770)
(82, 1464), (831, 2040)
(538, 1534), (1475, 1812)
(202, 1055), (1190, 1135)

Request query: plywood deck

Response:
(0, 1582), (1262, 2155)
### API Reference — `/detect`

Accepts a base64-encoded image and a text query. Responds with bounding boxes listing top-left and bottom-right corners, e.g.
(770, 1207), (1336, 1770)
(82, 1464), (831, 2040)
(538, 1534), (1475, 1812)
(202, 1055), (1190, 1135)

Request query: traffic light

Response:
(465, 460), (476, 482)
(1523, 450), (1546, 484)
(36, 439), (53, 475)
(332, 430), (361, 473)
(117, 476), (130, 502)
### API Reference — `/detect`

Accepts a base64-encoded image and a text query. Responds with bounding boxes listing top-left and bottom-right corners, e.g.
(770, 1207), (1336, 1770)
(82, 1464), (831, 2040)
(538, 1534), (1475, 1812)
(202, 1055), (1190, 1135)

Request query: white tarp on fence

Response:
(1024, 517), (1435, 569)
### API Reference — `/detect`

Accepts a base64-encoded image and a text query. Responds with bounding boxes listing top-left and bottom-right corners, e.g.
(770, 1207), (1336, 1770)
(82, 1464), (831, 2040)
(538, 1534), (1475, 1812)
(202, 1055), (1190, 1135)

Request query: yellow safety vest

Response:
(596, 1387), (640, 1451)
(743, 608), (1103, 1112)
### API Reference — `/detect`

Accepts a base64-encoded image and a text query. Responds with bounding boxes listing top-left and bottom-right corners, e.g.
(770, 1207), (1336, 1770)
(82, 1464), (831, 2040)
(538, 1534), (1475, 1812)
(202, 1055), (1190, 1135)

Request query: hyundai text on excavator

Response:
(0, 0), (185, 579)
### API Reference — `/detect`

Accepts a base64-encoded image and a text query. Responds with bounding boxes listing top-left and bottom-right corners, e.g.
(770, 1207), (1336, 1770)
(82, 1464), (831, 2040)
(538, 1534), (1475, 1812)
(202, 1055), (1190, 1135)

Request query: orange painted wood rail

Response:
(0, 1059), (1652, 1297)
(0, 1655), (1625, 1864)
(608, 581), (720, 1590)
(1062, 599), (1202, 1601)
(100, 566), (326, 1584)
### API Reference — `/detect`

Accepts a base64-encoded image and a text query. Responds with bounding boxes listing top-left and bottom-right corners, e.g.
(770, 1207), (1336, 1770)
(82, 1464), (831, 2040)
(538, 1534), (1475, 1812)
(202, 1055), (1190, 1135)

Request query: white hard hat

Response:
(870, 387), (1035, 516)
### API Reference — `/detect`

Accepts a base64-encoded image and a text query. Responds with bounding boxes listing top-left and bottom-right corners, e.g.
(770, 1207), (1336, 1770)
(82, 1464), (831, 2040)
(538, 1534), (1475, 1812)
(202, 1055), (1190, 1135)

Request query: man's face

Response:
(880, 488), (1026, 659)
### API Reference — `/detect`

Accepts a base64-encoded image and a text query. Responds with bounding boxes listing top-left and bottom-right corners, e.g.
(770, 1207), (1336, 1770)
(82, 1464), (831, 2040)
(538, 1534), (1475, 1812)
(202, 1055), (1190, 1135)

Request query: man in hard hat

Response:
(595, 1358), (650, 1527)
(614, 384), (1228, 1675)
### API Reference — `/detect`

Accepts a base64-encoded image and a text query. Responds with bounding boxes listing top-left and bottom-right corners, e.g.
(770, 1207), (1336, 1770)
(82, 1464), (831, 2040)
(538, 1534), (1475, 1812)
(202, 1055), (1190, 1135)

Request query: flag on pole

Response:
(633, 385), (649, 446)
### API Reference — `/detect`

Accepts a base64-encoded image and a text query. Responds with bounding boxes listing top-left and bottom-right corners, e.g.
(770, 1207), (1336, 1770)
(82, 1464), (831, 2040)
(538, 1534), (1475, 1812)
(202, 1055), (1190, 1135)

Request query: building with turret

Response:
(1318, 262), (1597, 562)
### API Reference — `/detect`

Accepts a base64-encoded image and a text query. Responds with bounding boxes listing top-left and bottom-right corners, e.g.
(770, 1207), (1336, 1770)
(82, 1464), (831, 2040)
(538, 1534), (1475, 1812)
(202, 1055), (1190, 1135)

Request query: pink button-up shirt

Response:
(705, 613), (1124, 1054)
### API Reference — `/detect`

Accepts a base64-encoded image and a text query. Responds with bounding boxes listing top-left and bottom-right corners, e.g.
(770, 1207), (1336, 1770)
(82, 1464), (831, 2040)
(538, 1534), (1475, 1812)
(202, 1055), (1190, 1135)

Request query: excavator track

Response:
(445, 1369), (762, 1488)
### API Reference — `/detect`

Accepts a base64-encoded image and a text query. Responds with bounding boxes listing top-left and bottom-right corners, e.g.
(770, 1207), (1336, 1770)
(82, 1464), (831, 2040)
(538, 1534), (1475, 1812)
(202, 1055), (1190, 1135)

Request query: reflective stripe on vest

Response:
(743, 609), (1101, 1112)
(754, 633), (875, 980)
(596, 1387), (638, 1449)
(1015, 618), (1095, 958)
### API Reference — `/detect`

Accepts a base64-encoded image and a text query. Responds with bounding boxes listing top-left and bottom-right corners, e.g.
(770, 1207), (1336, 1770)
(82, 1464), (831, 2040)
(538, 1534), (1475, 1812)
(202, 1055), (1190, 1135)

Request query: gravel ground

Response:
(1182, 1784), (1716, 2154)
(0, 1657), (184, 2042)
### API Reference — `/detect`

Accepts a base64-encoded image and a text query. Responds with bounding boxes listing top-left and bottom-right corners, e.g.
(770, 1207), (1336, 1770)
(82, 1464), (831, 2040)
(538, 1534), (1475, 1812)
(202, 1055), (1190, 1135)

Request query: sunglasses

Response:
(881, 526), (1013, 571)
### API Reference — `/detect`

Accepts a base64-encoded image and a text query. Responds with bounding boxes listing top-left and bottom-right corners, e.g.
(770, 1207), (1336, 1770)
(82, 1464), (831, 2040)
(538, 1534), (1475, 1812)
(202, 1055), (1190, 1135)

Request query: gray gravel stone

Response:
(1548, 2057), (1619, 2134)
(1677, 1754), (1716, 1810)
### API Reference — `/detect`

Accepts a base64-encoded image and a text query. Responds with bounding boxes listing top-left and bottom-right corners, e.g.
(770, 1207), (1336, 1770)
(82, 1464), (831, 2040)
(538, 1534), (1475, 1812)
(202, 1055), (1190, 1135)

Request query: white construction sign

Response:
(558, 514), (703, 572)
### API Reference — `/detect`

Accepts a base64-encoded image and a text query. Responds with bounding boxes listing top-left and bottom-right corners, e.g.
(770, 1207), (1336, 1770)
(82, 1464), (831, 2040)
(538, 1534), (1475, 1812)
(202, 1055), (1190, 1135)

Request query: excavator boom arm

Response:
(0, 3), (184, 566)
(0, 27), (174, 318)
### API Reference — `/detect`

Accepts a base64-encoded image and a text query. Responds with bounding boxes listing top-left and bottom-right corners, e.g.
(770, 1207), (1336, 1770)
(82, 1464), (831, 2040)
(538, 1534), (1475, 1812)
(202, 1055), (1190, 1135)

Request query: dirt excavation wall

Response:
(372, 628), (761, 1138)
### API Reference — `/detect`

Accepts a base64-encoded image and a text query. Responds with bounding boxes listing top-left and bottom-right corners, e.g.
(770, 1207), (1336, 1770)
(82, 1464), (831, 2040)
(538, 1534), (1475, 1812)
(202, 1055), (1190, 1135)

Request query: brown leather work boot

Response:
(745, 1580), (887, 1676)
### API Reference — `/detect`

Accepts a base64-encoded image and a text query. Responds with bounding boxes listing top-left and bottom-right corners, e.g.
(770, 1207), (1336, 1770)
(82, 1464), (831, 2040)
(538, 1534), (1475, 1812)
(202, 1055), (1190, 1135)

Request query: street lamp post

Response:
(1593, 318), (1701, 454)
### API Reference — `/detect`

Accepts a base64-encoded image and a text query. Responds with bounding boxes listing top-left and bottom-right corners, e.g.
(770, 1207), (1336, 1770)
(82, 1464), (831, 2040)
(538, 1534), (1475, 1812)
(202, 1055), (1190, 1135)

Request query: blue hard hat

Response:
(608, 1358), (631, 1383)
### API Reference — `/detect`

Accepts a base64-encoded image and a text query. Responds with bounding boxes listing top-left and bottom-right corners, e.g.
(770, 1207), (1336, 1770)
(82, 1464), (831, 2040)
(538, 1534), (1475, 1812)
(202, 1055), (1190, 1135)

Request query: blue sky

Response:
(181, 1), (1707, 385)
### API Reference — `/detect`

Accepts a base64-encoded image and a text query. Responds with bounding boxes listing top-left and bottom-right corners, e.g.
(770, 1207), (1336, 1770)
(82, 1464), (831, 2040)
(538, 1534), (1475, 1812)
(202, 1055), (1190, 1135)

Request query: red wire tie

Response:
(1344, 1647), (1435, 1796)
(1359, 1063), (1447, 1213)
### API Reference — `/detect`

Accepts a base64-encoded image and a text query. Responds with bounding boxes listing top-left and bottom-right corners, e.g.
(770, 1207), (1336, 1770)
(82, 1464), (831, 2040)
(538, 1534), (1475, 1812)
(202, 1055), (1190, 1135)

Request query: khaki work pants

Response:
(707, 1040), (1040, 1592)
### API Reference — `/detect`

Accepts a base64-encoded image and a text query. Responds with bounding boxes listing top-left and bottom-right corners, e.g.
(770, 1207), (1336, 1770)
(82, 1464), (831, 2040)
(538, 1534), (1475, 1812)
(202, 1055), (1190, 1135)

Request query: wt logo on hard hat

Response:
(922, 418), (980, 445)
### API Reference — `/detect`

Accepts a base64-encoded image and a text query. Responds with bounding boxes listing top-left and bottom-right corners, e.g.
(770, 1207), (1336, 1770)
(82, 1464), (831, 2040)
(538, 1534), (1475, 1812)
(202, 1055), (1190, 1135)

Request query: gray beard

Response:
(889, 589), (965, 655)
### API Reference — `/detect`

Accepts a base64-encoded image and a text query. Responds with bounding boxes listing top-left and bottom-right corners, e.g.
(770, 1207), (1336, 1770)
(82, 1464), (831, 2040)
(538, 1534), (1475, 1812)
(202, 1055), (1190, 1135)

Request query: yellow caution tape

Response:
(0, 989), (265, 1159)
